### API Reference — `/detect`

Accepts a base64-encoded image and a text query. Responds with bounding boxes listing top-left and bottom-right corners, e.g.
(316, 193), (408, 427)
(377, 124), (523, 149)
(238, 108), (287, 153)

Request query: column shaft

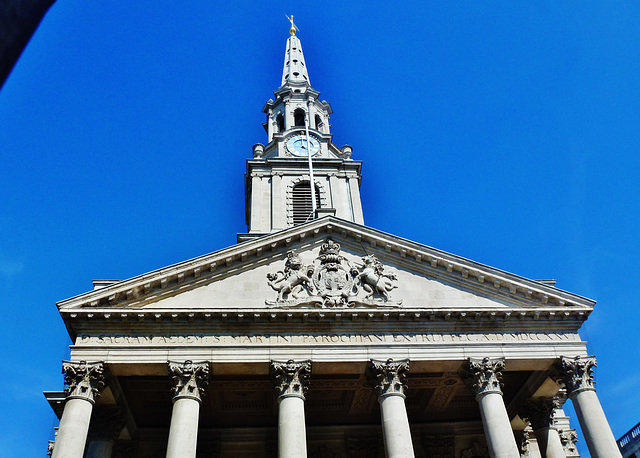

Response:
(165, 361), (209, 458)
(571, 389), (621, 458)
(368, 359), (415, 458)
(271, 360), (311, 458)
(556, 356), (621, 458)
(477, 392), (520, 458)
(51, 398), (94, 458)
(277, 395), (307, 458)
(533, 427), (565, 458)
(379, 394), (414, 458)
(166, 397), (201, 458)
(463, 358), (519, 458)
(52, 361), (106, 458)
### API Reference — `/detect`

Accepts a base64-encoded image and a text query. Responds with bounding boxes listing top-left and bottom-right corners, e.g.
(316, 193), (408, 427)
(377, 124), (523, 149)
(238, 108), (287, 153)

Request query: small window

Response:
(294, 109), (305, 127)
(315, 115), (323, 130)
(292, 182), (321, 225)
(276, 113), (284, 132)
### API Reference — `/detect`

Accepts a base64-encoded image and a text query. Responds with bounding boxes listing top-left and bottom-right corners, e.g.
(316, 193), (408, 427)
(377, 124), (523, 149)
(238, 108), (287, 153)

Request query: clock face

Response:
(286, 134), (320, 157)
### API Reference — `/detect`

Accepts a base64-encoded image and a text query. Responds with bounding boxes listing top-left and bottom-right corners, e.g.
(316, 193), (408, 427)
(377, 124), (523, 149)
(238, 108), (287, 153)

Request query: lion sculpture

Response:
(267, 251), (314, 301)
(356, 255), (398, 300)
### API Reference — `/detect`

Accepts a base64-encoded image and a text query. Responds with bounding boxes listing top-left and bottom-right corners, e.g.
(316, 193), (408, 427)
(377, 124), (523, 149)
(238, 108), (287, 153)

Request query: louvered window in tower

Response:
(291, 182), (321, 225)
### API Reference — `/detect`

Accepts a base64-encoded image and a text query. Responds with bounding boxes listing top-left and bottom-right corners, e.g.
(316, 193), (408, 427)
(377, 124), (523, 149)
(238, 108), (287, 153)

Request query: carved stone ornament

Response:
(266, 239), (401, 308)
(367, 358), (410, 399)
(270, 359), (311, 400)
(558, 429), (579, 456)
(554, 356), (596, 395)
(87, 405), (125, 442)
(167, 360), (210, 402)
(521, 397), (561, 430)
(461, 357), (505, 399)
(516, 426), (535, 458)
(62, 360), (106, 403)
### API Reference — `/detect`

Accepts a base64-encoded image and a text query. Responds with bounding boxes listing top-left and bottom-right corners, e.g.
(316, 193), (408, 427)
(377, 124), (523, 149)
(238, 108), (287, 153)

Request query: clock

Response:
(285, 134), (320, 157)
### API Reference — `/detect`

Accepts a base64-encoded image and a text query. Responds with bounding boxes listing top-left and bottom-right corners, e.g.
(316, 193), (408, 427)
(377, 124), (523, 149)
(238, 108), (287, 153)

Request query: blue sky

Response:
(1, 1), (639, 456)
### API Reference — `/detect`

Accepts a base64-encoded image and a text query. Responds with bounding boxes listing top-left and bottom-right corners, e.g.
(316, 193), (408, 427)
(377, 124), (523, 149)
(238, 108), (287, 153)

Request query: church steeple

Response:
(281, 16), (311, 88)
(239, 21), (364, 242)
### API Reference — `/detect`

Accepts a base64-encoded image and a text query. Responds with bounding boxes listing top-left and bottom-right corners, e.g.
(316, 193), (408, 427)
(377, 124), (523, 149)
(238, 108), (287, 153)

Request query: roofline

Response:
(57, 217), (596, 311)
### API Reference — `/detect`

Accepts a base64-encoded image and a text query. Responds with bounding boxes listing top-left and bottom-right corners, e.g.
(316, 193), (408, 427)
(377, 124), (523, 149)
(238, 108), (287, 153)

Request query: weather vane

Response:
(286, 14), (299, 36)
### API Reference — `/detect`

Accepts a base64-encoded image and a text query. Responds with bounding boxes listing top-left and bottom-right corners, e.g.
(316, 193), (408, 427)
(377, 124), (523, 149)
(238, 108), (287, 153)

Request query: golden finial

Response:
(286, 14), (299, 36)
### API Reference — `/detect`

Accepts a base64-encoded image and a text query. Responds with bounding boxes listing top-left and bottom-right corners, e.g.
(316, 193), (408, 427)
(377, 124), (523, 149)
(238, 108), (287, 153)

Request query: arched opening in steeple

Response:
(276, 113), (284, 132)
(291, 181), (321, 225)
(294, 108), (306, 127)
(315, 115), (323, 131)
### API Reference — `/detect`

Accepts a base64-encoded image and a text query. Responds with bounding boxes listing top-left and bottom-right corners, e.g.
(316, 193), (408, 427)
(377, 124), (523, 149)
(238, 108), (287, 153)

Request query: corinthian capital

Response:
(270, 360), (311, 400)
(554, 356), (596, 395)
(521, 397), (561, 430)
(168, 360), (210, 402)
(62, 360), (106, 403)
(367, 358), (410, 399)
(462, 357), (505, 398)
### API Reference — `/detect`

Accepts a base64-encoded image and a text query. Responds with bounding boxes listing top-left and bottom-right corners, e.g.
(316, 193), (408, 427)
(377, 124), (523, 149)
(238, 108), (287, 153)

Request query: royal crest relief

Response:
(266, 239), (402, 308)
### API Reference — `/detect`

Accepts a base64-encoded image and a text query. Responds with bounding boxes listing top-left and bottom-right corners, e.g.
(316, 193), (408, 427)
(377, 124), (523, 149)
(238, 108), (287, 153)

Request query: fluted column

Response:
(52, 361), (106, 458)
(166, 361), (210, 458)
(367, 359), (415, 458)
(271, 360), (312, 458)
(555, 356), (621, 458)
(462, 357), (519, 458)
(521, 398), (565, 458)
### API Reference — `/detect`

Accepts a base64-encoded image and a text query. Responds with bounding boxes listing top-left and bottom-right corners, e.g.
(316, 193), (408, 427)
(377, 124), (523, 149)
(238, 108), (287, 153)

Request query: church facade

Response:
(45, 23), (622, 458)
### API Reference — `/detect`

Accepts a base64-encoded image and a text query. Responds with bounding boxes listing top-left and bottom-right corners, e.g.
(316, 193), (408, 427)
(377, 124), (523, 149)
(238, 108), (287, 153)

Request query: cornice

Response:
(62, 307), (589, 341)
(57, 217), (595, 316)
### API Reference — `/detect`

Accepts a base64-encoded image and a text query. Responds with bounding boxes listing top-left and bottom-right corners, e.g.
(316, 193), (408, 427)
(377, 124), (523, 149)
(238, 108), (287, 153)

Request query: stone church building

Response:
(44, 22), (622, 458)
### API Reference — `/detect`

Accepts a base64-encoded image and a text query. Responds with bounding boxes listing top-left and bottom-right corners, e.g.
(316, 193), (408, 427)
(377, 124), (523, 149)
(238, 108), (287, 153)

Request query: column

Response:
(166, 360), (210, 458)
(521, 398), (565, 458)
(271, 360), (312, 458)
(52, 361), (106, 458)
(86, 406), (125, 458)
(555, 356), (622, 458)
(462, 357), (519, 458)
(367, 359), (415, 458)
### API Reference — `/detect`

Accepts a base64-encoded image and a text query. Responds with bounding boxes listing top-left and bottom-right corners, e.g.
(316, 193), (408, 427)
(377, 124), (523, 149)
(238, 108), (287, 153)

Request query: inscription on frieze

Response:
(76, 331), (580, 346)
(266, 239), (401, 308)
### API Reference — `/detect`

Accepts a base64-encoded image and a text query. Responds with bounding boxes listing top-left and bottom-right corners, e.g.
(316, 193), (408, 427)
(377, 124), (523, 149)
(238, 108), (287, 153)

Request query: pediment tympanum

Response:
(58, 217), (594, 316)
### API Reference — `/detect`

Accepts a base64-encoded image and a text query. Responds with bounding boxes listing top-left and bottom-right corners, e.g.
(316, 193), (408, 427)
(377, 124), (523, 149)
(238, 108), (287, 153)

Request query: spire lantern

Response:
(281, 23), (310, 87)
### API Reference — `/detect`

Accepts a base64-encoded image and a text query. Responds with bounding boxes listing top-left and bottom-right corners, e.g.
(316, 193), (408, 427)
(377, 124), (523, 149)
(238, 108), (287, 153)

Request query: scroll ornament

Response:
(62, 360), (106, 403)
(270, 359), (311, 399)
(367, 358), (410, 398)
(266, 239), (401, 308)
(555, 355), (597, 395)
(167, 360), (210, 402)
(462, 357), (505, 398)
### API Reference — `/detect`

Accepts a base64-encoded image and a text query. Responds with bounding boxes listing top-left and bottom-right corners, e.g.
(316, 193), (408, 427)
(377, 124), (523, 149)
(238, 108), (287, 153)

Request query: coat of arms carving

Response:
(266, 239), (401, 308)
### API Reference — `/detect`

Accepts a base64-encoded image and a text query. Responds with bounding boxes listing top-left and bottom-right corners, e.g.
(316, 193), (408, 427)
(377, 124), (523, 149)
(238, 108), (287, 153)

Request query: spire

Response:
(281, 16), (310, 87)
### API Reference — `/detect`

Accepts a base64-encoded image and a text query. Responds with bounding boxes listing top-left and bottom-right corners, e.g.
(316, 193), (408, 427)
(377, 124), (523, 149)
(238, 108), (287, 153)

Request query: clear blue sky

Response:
(1, 2), (639, 456)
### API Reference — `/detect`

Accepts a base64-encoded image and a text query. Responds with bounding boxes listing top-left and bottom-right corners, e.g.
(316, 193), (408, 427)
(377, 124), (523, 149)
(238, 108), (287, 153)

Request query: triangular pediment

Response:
(58, 218), (594, 320)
